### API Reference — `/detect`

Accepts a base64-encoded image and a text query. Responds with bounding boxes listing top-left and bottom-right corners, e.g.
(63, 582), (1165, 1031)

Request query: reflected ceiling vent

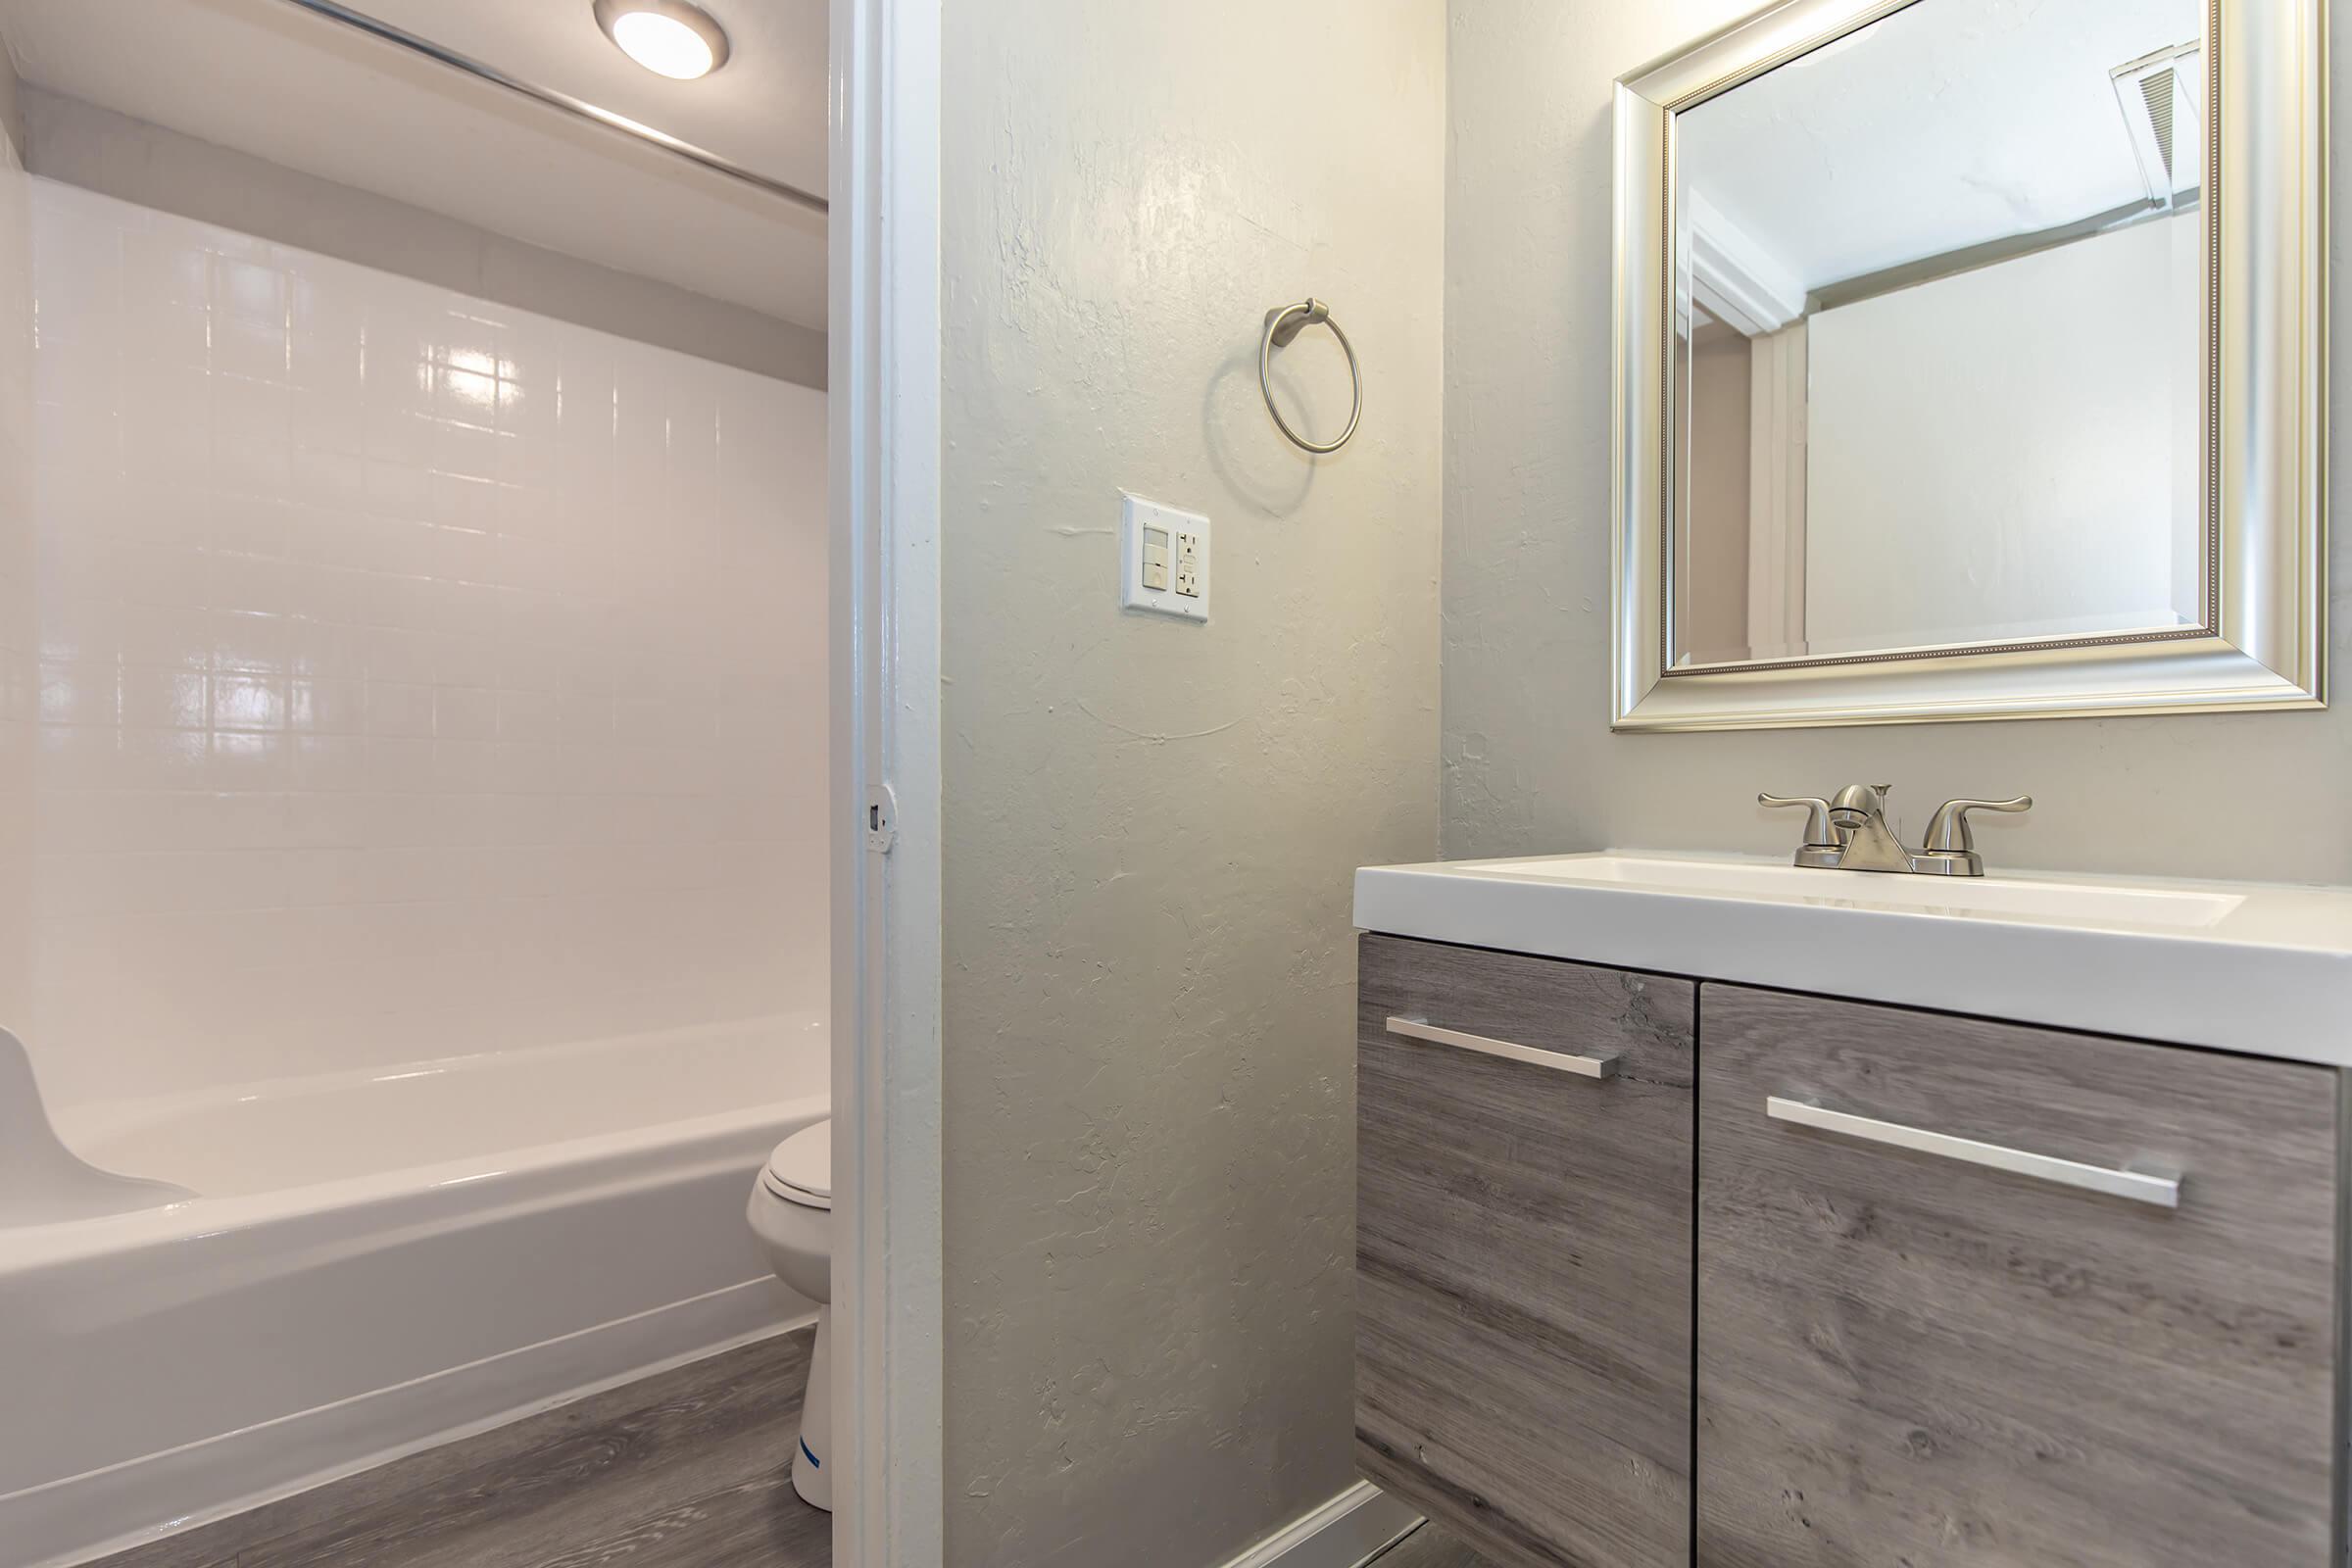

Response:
(2111, 42), (2203, 207)
(2137, 70), (2176, 174)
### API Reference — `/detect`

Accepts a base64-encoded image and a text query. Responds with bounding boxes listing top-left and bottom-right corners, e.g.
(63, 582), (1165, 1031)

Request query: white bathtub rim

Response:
(0, 1090), (828, 1274)
(47, 1009), (829, 1154)
(12, 1278), (814, 1568)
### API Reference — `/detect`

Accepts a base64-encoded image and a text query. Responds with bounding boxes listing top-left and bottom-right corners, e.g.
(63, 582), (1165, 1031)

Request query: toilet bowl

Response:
(747, 1118), (833, 1511)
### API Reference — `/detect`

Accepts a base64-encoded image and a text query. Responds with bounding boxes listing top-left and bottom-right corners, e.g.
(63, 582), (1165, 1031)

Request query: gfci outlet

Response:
(1119, 494), (1210, 621)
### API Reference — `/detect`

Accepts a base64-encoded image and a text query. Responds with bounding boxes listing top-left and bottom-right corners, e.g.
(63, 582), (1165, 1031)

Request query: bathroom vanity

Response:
(1373, 0), (2347, 1550)
(1351, 851), (2352, 1568)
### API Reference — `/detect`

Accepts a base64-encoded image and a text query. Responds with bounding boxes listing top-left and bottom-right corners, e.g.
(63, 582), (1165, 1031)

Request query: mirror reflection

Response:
(1669, 0), (2204, 668)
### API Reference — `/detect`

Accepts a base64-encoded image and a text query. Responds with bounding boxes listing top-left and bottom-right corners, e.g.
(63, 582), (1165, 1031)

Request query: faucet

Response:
(1759, 785), (2032, 877)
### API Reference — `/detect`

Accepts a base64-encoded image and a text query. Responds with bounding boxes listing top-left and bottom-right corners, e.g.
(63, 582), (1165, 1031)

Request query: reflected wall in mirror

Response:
(1612, 0), (2325, 730)
(1672, 0), (2204, 668)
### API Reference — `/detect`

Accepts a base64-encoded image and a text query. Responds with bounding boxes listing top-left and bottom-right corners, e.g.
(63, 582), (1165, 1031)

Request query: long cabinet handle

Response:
(1766, 1096), (2180, 1209)
(1385, 1016), (1620, 1079)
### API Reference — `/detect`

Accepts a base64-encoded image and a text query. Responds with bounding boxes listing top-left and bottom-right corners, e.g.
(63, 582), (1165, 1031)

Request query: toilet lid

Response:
(762, 1120), (832, 1209)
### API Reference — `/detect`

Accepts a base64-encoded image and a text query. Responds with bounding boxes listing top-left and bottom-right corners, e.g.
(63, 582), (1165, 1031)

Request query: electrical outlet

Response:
(1119, 495), (1210, 620)
(1173, 531), (1200, 597)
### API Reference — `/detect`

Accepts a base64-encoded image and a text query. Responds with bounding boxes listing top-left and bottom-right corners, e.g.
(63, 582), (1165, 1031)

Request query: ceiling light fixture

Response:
(594, 0), (732, 80)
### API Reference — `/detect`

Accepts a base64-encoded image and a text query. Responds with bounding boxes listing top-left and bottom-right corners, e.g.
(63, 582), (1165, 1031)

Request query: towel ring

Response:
(1259, 298), (1361, 454)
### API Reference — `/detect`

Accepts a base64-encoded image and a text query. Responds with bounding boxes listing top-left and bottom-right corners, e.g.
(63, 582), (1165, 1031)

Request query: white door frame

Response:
(828, 0), (944, 1561)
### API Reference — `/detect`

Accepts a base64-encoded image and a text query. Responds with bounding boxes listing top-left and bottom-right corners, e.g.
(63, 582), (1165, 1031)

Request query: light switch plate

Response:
(1119, 494), (1209, 620)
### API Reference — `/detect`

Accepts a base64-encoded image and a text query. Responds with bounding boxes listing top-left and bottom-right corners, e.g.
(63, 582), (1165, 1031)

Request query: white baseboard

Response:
(1216, 1481), (1423, 1568)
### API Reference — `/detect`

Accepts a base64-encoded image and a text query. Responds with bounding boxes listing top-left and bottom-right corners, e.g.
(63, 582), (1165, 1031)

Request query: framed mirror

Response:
(1611, 0), (2325, 730)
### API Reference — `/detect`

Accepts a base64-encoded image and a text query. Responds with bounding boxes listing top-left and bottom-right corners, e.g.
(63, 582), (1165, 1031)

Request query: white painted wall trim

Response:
(1213, 1483), (1423, 1568)
(1685, 190), (1805, 337)
(829, 0), (944, 1562)
(1745, 318), (1808, 655)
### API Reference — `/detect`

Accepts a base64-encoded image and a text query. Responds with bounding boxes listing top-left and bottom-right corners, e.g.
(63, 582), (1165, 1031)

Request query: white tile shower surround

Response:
(1, 163), (33, 1033)
(16, 177), (827, 1112)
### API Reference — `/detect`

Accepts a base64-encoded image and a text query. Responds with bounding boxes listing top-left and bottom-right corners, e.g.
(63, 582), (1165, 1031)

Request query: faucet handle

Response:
(1923, 796), (2033, 853)
(1759, 794), (1837, 847)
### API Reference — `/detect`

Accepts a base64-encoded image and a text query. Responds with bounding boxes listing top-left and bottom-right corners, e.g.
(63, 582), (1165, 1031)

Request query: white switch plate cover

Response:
(1119, 494), (1209, 620)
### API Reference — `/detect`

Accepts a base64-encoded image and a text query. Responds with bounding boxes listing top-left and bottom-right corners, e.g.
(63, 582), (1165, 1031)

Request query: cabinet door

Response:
(1356, 934), (1695, 1568)
(1698, 984), (2341, 1568)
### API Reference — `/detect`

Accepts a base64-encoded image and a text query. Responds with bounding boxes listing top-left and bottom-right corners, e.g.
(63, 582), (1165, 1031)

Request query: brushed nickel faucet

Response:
(1759, 785), (2032, 877)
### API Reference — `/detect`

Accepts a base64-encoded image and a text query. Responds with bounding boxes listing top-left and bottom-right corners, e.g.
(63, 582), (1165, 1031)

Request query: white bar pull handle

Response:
(1385, 1016), (1620, 1079)
(1766, 1096), (2180, 1208)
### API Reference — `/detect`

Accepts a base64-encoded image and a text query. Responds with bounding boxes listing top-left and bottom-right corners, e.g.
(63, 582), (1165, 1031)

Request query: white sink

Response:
(1469, 855), (2245, 930)
(1354, 851), (2352, 1065)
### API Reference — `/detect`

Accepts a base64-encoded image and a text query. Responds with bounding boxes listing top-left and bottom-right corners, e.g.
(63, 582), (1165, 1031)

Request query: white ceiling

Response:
(361, 0), (828, 200)
(0, 0), (827, 328)
(1679, 0), (2199, 292)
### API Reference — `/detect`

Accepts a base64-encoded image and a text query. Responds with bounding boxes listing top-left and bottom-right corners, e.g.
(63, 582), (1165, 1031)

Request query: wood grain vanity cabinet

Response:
(1354, 940), (2348, 1568)
(1354, 934), (1695, 1568)
(1696, 986), (2342, 1568)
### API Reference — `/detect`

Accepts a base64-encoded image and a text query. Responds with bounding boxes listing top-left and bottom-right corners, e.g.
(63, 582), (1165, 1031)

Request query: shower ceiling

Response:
(0, 0), (828, 327)
(358, 0), (822, 187)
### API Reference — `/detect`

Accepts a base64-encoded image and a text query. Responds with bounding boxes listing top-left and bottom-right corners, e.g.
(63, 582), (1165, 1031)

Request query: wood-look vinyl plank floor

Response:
(1366, 1519), (1501, 1568)
(88, 1327), (827, 1568)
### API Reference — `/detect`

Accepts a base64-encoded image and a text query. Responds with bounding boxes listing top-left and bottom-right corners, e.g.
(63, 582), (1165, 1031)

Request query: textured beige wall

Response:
(20, 90), (823, 389)
(1445, 0), (2352, 884)
(939, 2), (1445, 1564)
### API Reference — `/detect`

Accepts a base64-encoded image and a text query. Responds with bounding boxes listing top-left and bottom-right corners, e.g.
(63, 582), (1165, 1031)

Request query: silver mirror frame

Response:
(1610, 0), (2326, 731)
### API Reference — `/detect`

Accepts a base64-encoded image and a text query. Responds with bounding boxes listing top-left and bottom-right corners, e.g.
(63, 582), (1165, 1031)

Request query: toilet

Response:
(747, 1118), (833, 1511)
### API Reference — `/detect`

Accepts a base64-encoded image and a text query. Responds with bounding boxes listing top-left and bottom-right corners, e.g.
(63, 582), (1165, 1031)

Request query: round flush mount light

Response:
(594, 0), (731, 79)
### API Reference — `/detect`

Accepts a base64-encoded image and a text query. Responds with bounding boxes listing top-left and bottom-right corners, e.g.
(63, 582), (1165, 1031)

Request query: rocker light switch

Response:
(1119, 494), (1210, 621)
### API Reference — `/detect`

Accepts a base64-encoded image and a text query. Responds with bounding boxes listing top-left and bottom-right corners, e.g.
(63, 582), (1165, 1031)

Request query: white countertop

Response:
(1353, 851), (2352, 1066)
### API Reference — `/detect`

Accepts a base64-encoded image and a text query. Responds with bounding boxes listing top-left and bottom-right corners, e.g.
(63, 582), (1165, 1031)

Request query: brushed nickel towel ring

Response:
(1259, 298), (1361, 454)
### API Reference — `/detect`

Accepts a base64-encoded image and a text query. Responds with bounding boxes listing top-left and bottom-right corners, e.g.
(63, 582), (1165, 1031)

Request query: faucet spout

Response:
(1827, 782), (1891, 827)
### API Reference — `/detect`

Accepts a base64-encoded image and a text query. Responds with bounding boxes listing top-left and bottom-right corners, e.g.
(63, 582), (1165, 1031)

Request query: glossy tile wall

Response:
(0, 95), (32, 1037)
(22, 178), (825, 1113)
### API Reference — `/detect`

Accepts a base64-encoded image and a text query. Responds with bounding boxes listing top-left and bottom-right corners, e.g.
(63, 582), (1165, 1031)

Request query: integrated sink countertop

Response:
(1354, 852), (2352, 1065)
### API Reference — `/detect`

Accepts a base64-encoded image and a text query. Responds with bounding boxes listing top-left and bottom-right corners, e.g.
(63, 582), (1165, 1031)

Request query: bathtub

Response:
(0, 1014), (828, 1568)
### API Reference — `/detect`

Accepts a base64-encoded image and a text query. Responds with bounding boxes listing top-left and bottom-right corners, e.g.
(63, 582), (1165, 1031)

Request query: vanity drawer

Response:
(1355, 934), (1695, 1568)
(1696, 984), (2342, 1568)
